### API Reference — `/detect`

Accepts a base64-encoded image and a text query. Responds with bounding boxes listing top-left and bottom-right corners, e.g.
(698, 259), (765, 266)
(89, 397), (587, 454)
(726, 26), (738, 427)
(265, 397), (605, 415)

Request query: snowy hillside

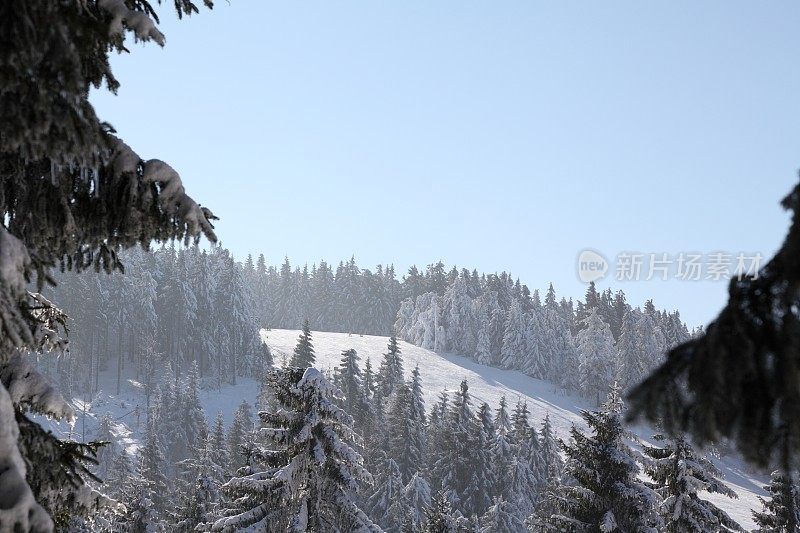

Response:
(41, 328), (766, 530)
(264, 328), (766, 530)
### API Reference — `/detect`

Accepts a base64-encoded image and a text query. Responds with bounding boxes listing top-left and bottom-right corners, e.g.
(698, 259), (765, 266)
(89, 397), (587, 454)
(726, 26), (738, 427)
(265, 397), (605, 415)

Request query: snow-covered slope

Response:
(264, 328), (766, 530)
(44, 328), (765, 530)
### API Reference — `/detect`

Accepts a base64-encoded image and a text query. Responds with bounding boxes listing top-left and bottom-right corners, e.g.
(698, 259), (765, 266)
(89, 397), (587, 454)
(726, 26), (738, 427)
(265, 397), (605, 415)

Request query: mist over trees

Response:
(47, 246), (694, 406)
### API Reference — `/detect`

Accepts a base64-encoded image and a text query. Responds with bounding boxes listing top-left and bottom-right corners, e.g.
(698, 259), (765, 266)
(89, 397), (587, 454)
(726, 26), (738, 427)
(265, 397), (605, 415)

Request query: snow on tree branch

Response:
(97, 0), (166, 45)
(0, 384), (53, 533)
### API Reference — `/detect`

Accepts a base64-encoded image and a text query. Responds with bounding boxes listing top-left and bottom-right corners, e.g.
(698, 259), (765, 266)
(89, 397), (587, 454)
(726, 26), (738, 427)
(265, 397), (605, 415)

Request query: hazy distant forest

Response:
(46, 245), (692, 401)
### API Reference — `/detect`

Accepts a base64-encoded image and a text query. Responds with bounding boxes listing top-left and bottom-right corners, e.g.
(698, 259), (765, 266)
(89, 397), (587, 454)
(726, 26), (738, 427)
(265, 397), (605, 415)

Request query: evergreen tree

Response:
(367, 457), (407, 530)
(405, 473), (433, 530)
(643, 434), (742, 533)
(506, 443), (540, 520)
(93, 413), (118, 479)
(386, 382), (424, 483)
(615, 308), (647, 392)
(510, 400), (532, 445)
(464, 403), (496, 517)
(492, 397), (515, 501)
(105, 450), (138, 502)
(407, 365), (428, 477)
(334, 348), (367, 419)
(212, 367), (379, 532)
(575, 309), (615, 404)
(181, 362), (208, 461)
(538, 414), (563, 488)
(173, 448), (222, 533)
(227, 401), (254, 471)
(207, 413), (230, 484)
(377, 336), (405, 399)
(473, 307), (492, 366)
(289, 319), (315, 368)
(424, 491), (459, 533)
(125, 487), (167, 533)
(427, 390), (450, 481)
(140, 419), (170, 518)
(544, 283), (558, 311)
(478, 497), (525, 533)
(752, 470), (800, 533)
(500, 300), (526, 370)
(628, 180), (800, 482)
(538, 386), (662, 532)
(433, 380), (475, 512)
(0, 1), (217, 526)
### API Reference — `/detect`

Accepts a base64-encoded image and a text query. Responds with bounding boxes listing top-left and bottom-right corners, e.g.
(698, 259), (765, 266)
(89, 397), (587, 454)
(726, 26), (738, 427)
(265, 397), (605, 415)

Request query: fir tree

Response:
(614, 308), (647, 392)
(386, 382), (423, 483)
(207, 413), (229, 482)
(628, 181), (800, 485)
(289, 319), (315, 368)
(478, 497), (525, 533)
(227, 401), (254, 471)
(140, 419), (170, 517)
(407, 366), (429, 476)
(433, 380), (475, 512)
(752, 470), (800, 533)
(181, 362), (208, 461)
(212, 367), (379, 532)
(424, 491), (459, 533)
(500, 300), (526, 370)
(173, 449), (222, 533)
(367, 457), (407, 530)
(93, 413), (118, 478)
(405, 473), (433, 530)
(492, 397), (515, 501)
(1, 1), (217, 525)
(538, 414), (563, 487)
(378, 335), (405, 399)
(539, 386), (662, 532)
(575, 309), (615, 404)
(643, 434), (742, 533)
(464, 403), (496, 517)
(125, 487), (167, 533)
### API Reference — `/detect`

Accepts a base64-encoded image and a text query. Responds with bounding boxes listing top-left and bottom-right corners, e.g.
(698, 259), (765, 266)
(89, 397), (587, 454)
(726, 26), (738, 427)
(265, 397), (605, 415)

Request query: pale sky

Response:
(91, 1), (800, 327)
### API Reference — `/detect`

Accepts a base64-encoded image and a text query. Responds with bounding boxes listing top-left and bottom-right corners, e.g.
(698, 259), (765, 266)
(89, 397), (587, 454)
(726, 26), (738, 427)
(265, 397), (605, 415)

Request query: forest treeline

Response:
(46, 245), (695, 405)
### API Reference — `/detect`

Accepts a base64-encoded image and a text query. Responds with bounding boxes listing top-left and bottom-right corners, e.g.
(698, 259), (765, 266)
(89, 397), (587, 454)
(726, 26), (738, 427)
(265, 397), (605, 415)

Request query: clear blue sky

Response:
(91, 1), (800, 328)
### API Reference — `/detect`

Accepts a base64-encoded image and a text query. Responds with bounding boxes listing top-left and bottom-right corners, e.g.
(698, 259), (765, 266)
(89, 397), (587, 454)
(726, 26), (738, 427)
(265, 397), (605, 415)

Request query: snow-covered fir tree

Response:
(139, 418), (170, 518)
(642, 434), (742, 532)
(288, 319), (316, 368)
(334, 348), (368, 422)
(367, 457), (407, 531)
(752, 470), (800, 533)
(207, 413), (230, 483)
(533, 386), (662, 532)
(615, 308), (647, 392)
(212, 367), (380, 532)
(227, 401), (254, 472)
(173, 448), (222, 533)
(377, 336), (405, 399)
(538, 414), (563, 488)
(432, 380), (476, 513)
(500, 300), (527, 370)
(575, 309), (616, 404)
(423, 491), (460, 533)
(478, 497), (525, 533)
(405, 472), (433, 530)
